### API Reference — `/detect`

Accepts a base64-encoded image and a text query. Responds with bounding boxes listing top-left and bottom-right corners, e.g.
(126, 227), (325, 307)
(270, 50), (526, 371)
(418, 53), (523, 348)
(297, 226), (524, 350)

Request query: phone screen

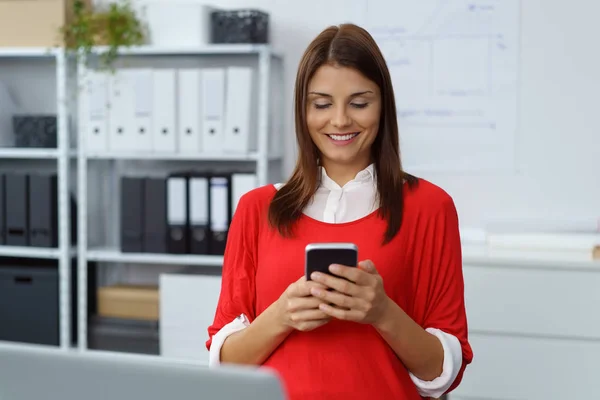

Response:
(305, 247), (358, 280)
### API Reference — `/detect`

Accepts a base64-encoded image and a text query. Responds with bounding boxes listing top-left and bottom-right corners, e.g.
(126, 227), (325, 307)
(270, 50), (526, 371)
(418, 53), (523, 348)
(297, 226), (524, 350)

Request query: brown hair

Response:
(268, 23), (418, 244)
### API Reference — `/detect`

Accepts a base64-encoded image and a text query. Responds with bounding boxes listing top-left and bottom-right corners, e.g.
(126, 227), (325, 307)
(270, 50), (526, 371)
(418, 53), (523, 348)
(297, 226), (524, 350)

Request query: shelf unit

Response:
(0, 43), (285, 360)
(75, 44), (285, 354)
(0, 48), (73, 350)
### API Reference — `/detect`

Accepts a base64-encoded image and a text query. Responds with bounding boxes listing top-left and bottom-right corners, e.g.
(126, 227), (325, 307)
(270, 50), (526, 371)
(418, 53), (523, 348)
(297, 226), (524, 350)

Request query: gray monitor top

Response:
(0, 343), (287, 400)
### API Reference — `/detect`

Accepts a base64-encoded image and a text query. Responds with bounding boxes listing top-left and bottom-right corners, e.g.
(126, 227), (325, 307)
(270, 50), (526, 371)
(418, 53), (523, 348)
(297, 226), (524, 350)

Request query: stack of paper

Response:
(486, 232), (600, 260)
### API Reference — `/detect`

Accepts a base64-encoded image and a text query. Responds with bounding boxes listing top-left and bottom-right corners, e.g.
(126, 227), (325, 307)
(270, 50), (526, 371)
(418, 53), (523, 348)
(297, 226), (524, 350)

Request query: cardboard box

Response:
(0, 0), (89, 47)
(97, 284), (160, 321)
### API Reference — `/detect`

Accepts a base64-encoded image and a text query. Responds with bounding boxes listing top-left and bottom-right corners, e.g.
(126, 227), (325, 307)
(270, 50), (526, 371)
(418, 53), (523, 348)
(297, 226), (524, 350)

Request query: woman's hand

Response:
(308, 260), (391, 327)
(275, 276), (332, 332)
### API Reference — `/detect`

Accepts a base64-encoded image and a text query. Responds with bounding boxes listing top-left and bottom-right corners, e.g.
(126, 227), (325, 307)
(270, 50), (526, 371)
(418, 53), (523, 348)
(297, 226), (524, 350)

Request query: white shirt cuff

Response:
(409, 328), (463, 398)
(208, 314), (250, 367)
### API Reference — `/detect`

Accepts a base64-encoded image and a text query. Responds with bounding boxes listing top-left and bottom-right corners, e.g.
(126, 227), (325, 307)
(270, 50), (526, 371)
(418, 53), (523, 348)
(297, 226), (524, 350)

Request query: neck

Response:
(321, 158), (372, 187)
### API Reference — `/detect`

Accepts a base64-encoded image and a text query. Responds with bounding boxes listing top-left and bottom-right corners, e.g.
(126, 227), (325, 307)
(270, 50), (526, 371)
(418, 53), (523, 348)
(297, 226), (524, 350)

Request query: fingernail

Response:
(311, 272), (320, 280)
(311, 288), (321, 296)
(329, 264), (340, 273)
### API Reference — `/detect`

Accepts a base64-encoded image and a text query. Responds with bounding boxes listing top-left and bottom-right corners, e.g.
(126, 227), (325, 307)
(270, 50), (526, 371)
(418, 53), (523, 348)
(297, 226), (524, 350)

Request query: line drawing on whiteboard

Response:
(366, 0), (519, 171)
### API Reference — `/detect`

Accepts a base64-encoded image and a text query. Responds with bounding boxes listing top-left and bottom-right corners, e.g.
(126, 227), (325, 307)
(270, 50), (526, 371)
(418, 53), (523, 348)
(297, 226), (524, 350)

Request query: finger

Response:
(310, 271), (358, 295)
(290, 309), (331, 323)
(289, 296), (328, 311)
(288, 277), (313, 297)
(328, 264), (373, 285)
(310, 271), (360, 296)
(306, 280), (329, 291)
(309, 286), (360, 310)
(358, 260), (378, 274)
(295, 319), (330, 332)
(318, 303), (364, 322)
(295, 282), (329, 299)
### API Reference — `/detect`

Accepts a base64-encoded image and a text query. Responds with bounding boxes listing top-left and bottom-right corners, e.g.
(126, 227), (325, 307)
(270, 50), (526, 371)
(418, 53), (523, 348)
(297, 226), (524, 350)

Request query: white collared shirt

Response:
(303, 164), (379, 223)
(210, 164), (463, 399)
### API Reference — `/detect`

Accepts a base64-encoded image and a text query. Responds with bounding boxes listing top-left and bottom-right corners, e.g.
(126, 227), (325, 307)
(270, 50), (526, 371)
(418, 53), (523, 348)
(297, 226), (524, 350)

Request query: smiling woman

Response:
(269, 23), (417, 243)
(206, 23), (473, 400)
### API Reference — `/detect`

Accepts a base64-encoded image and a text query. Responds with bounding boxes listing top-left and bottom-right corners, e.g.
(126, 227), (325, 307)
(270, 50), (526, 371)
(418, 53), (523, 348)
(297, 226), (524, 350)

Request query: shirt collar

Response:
(356, 163), (376, 182)
(319, 163), (376, 190)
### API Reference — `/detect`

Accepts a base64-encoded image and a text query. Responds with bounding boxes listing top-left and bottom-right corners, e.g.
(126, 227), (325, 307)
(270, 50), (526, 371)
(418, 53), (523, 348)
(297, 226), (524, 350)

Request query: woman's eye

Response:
(312, 102), (368, 110)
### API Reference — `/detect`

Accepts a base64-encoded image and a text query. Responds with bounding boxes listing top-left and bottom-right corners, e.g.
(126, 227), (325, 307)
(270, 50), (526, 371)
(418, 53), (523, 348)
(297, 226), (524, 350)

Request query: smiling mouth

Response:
(326, 132), (360, 141)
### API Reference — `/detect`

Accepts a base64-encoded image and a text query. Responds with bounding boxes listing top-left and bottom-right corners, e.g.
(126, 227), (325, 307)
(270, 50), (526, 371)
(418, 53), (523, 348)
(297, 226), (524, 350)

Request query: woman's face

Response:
(306, 64), (381, 172)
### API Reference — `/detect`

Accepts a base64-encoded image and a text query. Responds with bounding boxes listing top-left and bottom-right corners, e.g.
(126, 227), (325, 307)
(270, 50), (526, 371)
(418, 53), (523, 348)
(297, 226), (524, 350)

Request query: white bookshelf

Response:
(92, 43), (282, 57)
(0, 48), (59, 58)
(75, 44), (285, 354)
(86, 248), (223, 267)
(0, 49), (73, 350)
(0, 43), (285, 359)
(0, 148), (60, 159)
(0, 245), (63, 259)
(85, 151), (262, 162)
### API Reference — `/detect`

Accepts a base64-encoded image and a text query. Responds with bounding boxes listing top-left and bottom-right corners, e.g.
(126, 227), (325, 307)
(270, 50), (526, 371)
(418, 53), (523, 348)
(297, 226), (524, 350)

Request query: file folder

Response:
(188, 174), (210, 254)
(223, 67), (254, 154)
(132, 69), (154, 152)
(120, 177), (144, 253)
(0, 174), (4, 245)
(5, 173), (29, 246)
(209, 175), (231, 255)
(151, 69), (177, 153)
(144, 177), (167, 253)
(201, 68), (226, 153)
(82, 70), (109, 152)
(108, 70), (135, 151)
(167, 174), (189, 254)
(231, 173), (258, 215)
(177, 69), (202, 153)
(28, 174), (58, 248)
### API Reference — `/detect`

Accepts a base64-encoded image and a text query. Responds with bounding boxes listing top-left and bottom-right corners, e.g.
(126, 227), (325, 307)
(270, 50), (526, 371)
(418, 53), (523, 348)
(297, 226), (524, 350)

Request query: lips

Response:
(326, 132), (360, 141)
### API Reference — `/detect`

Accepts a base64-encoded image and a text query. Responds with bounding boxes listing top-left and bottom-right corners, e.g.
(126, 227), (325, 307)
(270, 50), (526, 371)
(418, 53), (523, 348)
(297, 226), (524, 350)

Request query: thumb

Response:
(358, 260), (378, 274)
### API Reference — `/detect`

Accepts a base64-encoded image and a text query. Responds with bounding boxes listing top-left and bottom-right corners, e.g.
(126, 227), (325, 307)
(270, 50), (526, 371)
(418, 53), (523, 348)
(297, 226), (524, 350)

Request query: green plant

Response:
(60, 0), (147, 71)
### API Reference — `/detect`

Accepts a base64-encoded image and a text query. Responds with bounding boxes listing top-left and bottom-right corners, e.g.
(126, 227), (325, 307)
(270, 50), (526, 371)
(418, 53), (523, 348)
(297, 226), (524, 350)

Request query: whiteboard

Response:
(365, 0), (520, 172)
(105, 0), (600, 233)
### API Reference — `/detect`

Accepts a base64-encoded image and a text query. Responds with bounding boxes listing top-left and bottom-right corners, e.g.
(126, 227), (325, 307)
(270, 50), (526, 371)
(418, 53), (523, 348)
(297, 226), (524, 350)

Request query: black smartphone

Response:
(305, 243), (358, 280)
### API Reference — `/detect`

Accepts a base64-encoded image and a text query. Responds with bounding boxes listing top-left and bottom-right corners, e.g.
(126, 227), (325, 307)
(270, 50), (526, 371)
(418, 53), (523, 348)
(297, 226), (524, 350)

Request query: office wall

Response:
(96, 0), (600, 231)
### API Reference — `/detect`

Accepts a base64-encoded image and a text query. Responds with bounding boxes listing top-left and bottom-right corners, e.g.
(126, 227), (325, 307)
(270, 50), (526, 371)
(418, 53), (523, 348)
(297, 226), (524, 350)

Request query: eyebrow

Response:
(308, 90), (373, 98)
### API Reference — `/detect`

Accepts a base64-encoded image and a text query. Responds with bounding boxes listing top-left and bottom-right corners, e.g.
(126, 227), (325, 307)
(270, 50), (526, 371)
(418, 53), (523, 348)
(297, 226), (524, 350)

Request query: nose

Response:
(330, 105), (352, 129)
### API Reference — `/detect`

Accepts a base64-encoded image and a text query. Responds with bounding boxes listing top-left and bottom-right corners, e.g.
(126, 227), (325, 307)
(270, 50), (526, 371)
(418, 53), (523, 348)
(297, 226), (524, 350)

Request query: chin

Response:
(321, 151), (361, 166)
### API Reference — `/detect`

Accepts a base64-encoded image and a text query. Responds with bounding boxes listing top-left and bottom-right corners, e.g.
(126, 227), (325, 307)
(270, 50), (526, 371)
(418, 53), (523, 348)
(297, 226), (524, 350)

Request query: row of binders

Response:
(120, 171), (257, 255)
(81, 67), (256, 155)
(0, 173), (75, 248)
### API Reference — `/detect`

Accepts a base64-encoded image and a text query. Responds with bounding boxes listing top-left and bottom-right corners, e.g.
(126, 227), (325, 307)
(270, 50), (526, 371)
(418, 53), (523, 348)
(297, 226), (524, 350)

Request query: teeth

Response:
(328, 133), (358, 141)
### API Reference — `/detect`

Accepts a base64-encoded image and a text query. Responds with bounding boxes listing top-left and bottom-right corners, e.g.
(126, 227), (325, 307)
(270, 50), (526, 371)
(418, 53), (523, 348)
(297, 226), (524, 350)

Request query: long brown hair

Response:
(268, 23), (418, 244)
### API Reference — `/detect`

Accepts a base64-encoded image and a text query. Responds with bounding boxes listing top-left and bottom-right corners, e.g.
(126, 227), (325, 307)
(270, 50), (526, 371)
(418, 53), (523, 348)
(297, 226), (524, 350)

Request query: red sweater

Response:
(207, 179), (473, 399)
